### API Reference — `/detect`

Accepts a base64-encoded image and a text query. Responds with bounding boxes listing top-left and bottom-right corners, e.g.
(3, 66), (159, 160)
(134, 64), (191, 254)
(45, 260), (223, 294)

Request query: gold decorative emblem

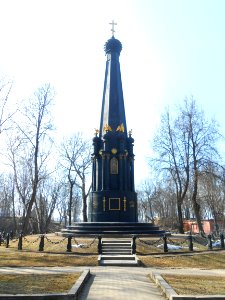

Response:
(94, 128), (99, 136)
(116, 123), (125, 132)
(123, 197), (127, 211)
(111, 148), (117, 154)
(99, 149), (103, 155)
(103, 124), (112, 132)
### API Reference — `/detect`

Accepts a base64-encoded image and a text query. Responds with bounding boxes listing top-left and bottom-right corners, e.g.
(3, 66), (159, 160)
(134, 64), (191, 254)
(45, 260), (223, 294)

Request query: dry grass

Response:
(0, 273), (80, 294)
(7, 234), (98, 254)
(162, 274), (225, 295)
(136, 237), (206, 254)
(140, 251), (225, 268)
(0, 250), (97, 267)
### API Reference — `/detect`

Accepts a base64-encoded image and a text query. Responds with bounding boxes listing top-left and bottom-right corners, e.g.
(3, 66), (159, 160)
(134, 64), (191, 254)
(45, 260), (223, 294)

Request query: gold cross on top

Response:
(109, 20), (117, 36)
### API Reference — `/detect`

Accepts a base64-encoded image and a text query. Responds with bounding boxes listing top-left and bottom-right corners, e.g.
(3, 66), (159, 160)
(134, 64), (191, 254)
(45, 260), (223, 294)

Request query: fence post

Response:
(0, 233), (2, 246)
(207, 234), (212, 250)
(98, 236), (102, 254)
(132, 236), (136, 254)
(6, 233), (10, 248)
(188, 232), (193, 251)
(67, 236), (72, 252)
(39, 235), (45, 251)
(18, 233), (23, 250)
(220, 233), (224, 249)
(163, 235), (168, 253)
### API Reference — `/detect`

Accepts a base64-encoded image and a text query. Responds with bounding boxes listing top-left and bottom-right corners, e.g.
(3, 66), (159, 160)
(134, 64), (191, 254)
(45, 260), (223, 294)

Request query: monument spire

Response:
(99, 25), (127, 137)
(88, 24), (137, 222)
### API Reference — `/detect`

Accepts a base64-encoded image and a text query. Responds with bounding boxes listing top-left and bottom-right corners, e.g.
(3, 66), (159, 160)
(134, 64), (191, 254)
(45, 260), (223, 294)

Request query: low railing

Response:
(0, 231), (224, 254)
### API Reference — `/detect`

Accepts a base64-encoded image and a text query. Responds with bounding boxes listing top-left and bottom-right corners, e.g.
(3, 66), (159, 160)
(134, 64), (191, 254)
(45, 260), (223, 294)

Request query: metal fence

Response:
(0, 231), (224, 254)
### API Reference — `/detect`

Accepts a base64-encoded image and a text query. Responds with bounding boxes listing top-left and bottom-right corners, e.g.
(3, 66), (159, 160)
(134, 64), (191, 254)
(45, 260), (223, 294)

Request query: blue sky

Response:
(0, 0), (225, 184)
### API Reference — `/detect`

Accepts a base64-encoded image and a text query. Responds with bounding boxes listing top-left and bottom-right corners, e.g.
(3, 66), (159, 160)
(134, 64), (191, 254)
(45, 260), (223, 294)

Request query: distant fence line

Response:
(0, 232), (97, 253)
(0, 231), (224, 254)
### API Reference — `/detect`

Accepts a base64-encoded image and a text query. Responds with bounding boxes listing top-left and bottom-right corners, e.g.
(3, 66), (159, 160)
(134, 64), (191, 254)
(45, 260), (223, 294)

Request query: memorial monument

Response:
(62, 22), (164, 235)
(88, 21), (137, 223)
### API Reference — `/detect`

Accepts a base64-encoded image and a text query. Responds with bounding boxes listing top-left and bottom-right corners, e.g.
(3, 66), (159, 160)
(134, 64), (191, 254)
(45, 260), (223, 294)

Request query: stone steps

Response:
(98, 238), (140, 266)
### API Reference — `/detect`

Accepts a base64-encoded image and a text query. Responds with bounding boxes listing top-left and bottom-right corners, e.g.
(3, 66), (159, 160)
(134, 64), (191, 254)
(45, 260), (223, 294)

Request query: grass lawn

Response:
(0, 273), (80, 294)
(161, 274), (225, 295)
(0, 249), (97, 267)
(140, 251), (225, 268)
(0, 234), (98, 267)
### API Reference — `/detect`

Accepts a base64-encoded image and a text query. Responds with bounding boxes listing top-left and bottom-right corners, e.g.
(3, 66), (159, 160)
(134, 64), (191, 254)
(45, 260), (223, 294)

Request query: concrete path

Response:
(78, 267), (164, 300)
(1, 266), (225, 299)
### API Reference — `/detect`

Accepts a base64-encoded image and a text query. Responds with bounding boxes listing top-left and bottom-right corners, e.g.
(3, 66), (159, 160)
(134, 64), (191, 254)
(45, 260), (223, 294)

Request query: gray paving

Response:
(1, 266), (225, 299)
(78, 267), (164, 300)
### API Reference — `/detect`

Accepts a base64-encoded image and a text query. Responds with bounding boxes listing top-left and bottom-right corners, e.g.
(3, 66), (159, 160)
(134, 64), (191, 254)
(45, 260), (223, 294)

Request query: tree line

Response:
(0, 79), (91, 234)
(0, 77), (224, 235)
(139, 98), (225, 235)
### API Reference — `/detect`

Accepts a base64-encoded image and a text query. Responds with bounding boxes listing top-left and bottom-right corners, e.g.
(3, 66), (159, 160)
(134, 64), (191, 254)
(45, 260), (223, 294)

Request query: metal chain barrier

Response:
(72, 236), (97, 248)
(23, 236), (40, 244)
(167, 237), (187, 245)
(45, 236), (67, 245)
(192, 236), (208, 246)
(137, 237), (163, 247)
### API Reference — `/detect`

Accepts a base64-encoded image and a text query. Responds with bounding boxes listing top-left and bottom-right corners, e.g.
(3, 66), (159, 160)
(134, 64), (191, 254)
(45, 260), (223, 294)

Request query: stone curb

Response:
(150, 272), (225, 300)
(0, 269), (90, 300)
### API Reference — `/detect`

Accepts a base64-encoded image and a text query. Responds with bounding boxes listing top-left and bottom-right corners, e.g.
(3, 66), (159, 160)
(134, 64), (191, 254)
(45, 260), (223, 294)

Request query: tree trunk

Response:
(68, 184), (73, 226)
(177, 199), (184, 233)
(82, 194), (88, 222)
(192, 171), (204, 235)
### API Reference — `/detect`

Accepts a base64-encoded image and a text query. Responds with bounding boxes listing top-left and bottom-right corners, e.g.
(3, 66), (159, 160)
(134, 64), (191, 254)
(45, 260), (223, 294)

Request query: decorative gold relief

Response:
(103, 124), (112, 132)
(110, 157), (118, 174)
(94, 128), (99, 136)
(111, 148), (117, 154)
(109, 198), (120, 210)
(116, 123), (125, 132)
(123, 197), (127, 211)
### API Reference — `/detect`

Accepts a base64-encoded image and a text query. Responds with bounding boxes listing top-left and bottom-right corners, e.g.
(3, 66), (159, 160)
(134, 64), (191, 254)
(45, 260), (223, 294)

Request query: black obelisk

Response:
(88, 27), (138, 222)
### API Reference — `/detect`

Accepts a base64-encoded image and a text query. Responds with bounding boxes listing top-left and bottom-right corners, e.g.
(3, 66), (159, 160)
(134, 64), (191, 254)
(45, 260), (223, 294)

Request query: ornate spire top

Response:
(105, 20), (122, 54)
(109, 20), (117, 36)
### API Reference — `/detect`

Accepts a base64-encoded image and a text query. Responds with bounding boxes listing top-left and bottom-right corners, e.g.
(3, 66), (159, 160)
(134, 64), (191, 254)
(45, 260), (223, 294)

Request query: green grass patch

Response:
(162, 274), (225, 295)
(0, 273), (80, 294)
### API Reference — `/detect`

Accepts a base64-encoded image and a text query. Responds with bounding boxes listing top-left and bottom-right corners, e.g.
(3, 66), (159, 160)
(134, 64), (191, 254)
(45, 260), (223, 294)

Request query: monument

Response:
(88, 21), (137, 223)
(62, 23), (164, 236)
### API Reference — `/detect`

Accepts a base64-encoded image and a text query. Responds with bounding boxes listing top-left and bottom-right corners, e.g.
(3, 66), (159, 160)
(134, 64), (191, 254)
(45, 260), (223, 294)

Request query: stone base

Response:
(61, 222), (165, 236)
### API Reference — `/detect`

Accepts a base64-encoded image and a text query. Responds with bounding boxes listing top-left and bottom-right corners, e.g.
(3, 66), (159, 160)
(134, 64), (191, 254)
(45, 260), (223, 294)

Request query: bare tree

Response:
(152, 108), (190, 233)
(60, 133), (92, 223)
(34, 178), (62, 233)
(0, 78), (16, 134)
(137, 181), (157, 223)
(151, 97), (220, 234)
(7, 84), (54, 233)
(181, 98), (220, 234)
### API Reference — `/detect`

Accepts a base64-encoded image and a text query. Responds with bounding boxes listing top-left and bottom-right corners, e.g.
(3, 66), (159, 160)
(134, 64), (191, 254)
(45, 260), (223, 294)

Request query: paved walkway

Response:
(1, 266), (225, 299)
(78, 267), (164, 300)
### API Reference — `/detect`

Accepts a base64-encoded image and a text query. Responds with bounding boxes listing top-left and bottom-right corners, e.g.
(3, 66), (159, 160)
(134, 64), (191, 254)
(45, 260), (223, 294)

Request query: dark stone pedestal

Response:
(62, 222), (165, 237)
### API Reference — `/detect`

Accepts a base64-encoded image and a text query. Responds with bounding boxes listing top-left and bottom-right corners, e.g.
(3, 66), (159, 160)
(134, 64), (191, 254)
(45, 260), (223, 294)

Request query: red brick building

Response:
(183, 219), (224, 234)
